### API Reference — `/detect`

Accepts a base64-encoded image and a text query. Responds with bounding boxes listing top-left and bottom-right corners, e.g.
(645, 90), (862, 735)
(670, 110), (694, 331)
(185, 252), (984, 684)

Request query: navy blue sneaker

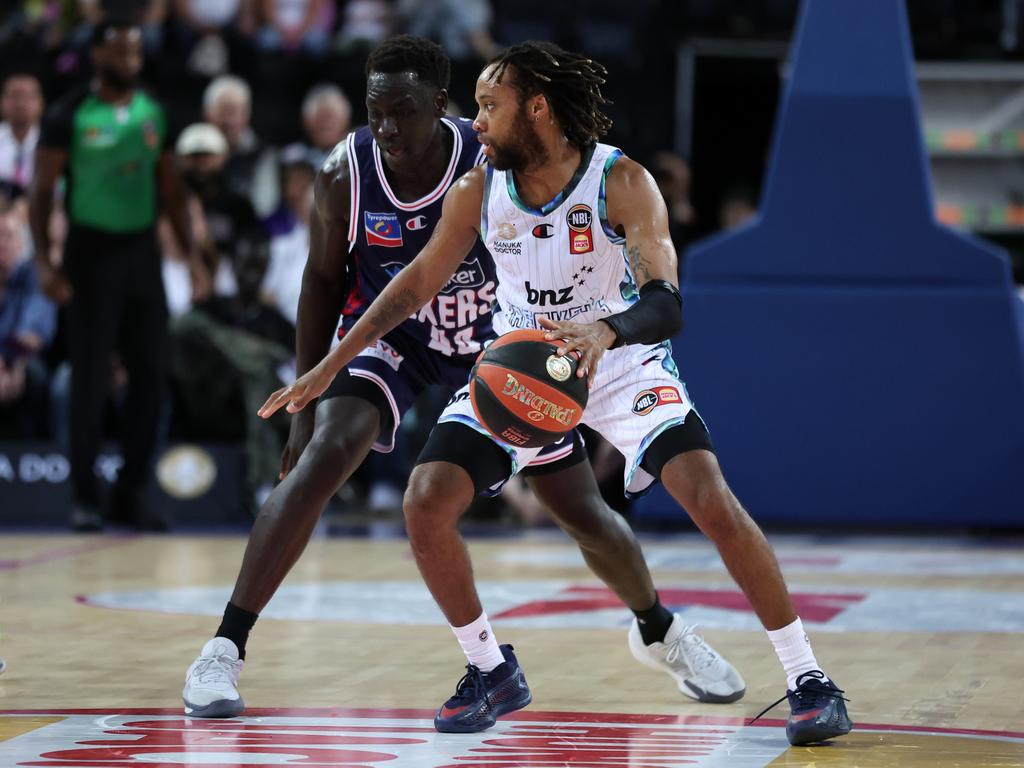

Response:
(434, 644), (532, 733)
(753, 670), (852, 746)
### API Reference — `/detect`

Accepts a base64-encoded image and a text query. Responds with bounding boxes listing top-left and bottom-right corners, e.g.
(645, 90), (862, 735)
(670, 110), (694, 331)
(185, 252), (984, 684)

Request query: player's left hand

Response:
(539, 317), (616, 387)
(259, 363), (334, 419)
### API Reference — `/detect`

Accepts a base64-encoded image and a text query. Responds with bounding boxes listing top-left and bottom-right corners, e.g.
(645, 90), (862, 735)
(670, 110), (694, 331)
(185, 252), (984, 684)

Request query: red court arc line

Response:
(2, 708), (1023, 740)
(0, 536), (138, 571)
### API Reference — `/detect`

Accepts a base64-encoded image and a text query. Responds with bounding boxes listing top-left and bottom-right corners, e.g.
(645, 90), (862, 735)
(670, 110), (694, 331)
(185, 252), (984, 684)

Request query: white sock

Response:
(766, 617), (826, 690)
(450, 613), (505, 672)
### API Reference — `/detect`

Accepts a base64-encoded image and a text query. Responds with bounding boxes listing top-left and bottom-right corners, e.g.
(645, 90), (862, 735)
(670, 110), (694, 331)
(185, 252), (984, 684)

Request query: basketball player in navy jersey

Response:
(183, 36), (743, 721)
(261, 41), (853, 744)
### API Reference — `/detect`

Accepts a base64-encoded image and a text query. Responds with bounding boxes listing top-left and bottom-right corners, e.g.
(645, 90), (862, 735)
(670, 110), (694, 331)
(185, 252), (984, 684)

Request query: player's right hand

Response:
(279, 409), (315, 479)
(259, 362), (334, 418)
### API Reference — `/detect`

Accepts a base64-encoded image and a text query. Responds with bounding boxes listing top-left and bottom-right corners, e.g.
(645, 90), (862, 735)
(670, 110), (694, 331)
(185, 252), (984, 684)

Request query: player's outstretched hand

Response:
(539, 317), (616, 387)
(259, 364), (334, 419)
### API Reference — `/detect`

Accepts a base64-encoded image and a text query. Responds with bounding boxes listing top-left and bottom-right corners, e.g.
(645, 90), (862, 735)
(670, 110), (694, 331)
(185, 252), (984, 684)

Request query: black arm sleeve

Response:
(599, 279), (683, 349)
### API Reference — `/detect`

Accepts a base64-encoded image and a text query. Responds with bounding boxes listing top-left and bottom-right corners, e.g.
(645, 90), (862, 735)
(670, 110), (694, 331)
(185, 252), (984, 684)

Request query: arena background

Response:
(2, 0), (1021, 530)
(2, 2), (1024, 767)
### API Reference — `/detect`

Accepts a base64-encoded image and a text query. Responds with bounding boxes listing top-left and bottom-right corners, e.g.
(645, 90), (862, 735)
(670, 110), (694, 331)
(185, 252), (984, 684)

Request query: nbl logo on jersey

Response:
(566, 204), (594, 255)
(364, 212), (404, 248)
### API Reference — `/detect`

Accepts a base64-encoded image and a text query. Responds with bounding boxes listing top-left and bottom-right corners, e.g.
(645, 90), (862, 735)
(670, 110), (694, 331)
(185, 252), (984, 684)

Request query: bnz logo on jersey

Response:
(364, 211), (404, 247)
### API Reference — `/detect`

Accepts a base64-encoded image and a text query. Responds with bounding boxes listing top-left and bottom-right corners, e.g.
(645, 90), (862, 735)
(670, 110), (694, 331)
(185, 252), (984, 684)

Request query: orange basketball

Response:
(469, 329), (589, 448)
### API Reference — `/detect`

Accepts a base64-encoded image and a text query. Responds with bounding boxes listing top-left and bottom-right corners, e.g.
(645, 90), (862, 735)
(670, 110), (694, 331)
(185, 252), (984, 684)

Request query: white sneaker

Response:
(628, 614), (746, 703)
(183, 637), (245, 717)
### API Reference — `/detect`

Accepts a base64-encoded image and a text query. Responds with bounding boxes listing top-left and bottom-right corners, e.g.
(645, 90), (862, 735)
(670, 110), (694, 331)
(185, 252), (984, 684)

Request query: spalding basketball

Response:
(470, 329), (589, 448)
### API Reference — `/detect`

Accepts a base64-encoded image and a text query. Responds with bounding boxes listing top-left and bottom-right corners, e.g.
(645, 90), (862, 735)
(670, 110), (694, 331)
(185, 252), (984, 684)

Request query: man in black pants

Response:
(30, 18), (208, 531)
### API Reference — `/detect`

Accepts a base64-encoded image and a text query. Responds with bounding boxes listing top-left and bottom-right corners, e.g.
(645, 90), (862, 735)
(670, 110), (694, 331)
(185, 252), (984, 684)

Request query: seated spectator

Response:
(719, 181), (758, 230)
(301, 83), (351, 166)
(651, 150), (696, 256)
(397, 0), (497, 103)
(334, 0), (395, 54)
(0, 208), (56, 438)
(172, 0), (257, 76)
(398, 0), (498, 62)
(261, 143), (316, 324)
(256, 0), (333, 57)
(0, 72), (43, 203)
(176, 121), (267, 293)
(203, 75), (278, 216)
(170, 233), (293, 514)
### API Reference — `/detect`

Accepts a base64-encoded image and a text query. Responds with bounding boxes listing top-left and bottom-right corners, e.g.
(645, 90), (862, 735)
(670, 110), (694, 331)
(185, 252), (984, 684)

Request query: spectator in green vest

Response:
(29, 16), (210, 532)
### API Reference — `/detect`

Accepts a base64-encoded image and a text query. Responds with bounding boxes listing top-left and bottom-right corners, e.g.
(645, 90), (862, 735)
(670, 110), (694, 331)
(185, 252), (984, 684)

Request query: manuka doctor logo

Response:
(502, 373), (577, 426)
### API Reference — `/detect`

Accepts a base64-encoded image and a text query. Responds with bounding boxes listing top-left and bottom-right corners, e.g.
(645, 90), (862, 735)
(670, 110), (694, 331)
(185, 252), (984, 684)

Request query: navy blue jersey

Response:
(341, 117), (496, 362)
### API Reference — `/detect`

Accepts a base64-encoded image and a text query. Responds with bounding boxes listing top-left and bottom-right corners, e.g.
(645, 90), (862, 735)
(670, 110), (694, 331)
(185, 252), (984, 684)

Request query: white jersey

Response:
(442, 143), (697, 497)
(480, 142), (674, 388)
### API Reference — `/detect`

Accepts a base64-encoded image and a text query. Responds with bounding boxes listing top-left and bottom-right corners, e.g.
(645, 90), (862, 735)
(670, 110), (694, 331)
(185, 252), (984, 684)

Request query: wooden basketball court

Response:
(2, 530), (1023, 766)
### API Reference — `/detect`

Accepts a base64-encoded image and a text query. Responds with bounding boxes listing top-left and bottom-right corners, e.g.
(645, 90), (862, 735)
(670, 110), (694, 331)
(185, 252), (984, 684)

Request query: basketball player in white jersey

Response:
(260, 42), (852, 745)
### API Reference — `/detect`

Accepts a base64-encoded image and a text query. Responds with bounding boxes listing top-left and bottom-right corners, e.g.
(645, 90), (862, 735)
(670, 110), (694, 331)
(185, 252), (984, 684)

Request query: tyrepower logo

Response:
(632, 386), (681, 415)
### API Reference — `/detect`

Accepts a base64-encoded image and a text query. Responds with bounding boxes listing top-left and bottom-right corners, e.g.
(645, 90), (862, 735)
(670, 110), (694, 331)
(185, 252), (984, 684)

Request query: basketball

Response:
(470, 329), (589, 448)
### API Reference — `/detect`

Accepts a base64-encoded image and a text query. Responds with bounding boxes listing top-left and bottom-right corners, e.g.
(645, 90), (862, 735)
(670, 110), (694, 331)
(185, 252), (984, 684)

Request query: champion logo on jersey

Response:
(406, 215), (428, 231)
(364, 212), (404, 247)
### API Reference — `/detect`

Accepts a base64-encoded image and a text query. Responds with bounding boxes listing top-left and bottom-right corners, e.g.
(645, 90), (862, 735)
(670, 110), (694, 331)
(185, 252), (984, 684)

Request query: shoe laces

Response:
(191, 654), (241, 686)
(750, 670), (849, 723)
(665, 625), (718, 675)
(449, 664), (490, 707)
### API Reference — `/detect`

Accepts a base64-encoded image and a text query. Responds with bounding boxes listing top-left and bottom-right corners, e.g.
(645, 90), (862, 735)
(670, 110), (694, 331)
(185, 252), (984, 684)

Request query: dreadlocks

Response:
(487, 41), (613, 149)
(366, 35), (451, 90)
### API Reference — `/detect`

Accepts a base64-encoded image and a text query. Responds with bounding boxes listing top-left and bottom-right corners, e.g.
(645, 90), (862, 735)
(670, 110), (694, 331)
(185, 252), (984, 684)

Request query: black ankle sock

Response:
(216, 602), (259, 660)
(633, 594), (674, 645)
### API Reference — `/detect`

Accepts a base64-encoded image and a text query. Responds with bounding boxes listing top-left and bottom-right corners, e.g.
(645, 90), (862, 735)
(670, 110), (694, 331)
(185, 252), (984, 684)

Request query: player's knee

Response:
(556, 492), (617, 545)
(305, 431), (361, 479)
(688, 484), (747, 541)
(403, 467), (468, 537)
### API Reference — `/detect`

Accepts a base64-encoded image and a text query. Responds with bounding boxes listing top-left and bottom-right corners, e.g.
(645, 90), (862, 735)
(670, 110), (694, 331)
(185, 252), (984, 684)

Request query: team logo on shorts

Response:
(364, 212), (404, 247)
(632, 386), (681, 415)
(364, 339), (404, 371)
(566, 204), (594, 254)
(545, 354), (572, 382)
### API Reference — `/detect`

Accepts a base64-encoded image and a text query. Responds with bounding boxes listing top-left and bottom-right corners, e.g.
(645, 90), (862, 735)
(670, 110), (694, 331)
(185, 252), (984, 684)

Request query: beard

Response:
(99, 64), (138, 92)
(488, 110), (548, 171)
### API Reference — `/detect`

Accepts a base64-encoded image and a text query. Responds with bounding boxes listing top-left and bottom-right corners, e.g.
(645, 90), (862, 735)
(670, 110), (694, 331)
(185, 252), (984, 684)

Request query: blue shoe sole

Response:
(788, 721), (853, 746)
(434, 690), (532, 734)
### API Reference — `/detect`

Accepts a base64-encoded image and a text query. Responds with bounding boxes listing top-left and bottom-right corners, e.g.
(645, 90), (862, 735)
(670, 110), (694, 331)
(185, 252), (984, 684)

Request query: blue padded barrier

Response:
(634, 0), (1024, 525)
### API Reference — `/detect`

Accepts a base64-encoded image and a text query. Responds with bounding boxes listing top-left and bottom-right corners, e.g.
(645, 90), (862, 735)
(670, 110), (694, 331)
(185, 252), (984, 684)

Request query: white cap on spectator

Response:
(175, 123), (229, 156)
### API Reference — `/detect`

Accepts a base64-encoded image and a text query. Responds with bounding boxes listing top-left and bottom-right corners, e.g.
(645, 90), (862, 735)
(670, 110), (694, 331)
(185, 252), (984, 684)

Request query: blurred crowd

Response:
(0, 0), (787, 530)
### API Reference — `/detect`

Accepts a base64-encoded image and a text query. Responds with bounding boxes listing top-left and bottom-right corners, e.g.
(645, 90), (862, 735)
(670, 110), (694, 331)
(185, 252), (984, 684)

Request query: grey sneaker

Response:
(628, 613), (746, 703)
(183, 637), (245, 717)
